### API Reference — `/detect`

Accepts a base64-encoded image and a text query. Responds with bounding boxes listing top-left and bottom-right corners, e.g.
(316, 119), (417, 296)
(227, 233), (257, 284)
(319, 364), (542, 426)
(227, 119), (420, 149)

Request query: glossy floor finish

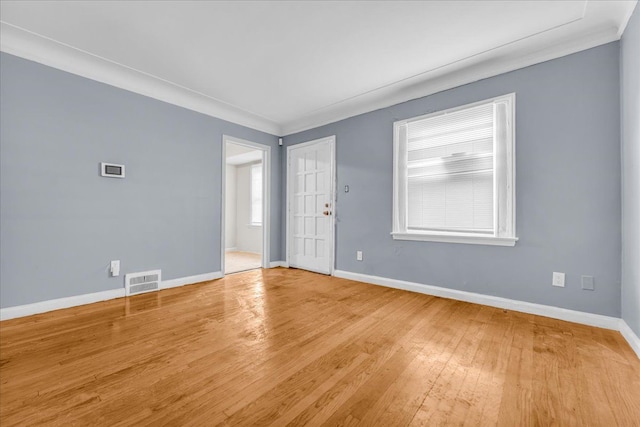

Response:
(1, 268), (639, 426)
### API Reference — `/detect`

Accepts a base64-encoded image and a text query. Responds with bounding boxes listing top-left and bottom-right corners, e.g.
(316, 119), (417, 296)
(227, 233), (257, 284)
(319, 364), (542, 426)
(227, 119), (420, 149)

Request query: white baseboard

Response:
(0, 271), (223, 321)
(161, 271), (222, 289)
(269, 261), (289, 268)
(619, 320), (640, 358)
(333, 270), (621, 331)
(333, 270), (640, 358)
(2, 267), (637, 359)
(0, 288), (126, 321)
(225, 247), (238, 252)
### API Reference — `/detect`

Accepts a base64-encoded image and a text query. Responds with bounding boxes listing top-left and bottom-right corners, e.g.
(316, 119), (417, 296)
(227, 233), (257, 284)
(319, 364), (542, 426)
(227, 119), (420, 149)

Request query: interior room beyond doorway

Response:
(224, 141), (264, 274)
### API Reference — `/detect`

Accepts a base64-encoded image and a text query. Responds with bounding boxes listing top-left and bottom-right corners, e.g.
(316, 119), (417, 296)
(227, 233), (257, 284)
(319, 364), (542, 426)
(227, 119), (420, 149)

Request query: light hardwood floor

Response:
(225, 250), (262, 274)
(1, 268), (639, 426)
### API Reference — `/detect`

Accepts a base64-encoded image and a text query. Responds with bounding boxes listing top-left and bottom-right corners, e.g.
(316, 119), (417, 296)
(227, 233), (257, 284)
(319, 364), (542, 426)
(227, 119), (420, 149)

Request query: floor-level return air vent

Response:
(125, 270), (161, 296)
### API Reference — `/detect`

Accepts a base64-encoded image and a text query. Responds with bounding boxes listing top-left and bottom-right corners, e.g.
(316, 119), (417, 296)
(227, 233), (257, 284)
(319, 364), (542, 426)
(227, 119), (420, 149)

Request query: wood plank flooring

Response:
(225, 251), (262, 274)
(1, 268), (639, 426)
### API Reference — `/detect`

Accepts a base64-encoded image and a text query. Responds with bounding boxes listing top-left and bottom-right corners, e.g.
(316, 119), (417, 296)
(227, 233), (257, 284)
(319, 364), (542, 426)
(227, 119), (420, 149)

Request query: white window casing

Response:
(392, 94), (518, 246)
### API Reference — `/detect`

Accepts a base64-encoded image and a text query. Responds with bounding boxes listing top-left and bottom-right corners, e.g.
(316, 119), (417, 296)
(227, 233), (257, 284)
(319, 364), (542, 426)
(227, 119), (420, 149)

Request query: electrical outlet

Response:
(552, 272), (565, 287)
(110, 260), (120, 277)
(581, 275), (594, 291)
(356, 251), (363, 261)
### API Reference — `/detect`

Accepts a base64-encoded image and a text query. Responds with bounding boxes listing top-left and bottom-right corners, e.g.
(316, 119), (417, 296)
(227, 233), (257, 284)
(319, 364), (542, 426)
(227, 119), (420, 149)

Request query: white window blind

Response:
(250, 163), (262, 225)
(392, 94), (516, 246)
(407, 103), (494, 233)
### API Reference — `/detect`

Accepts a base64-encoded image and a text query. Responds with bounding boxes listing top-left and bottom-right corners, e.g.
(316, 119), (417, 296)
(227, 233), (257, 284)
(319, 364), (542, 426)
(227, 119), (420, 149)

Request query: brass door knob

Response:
(323, 210), (332, 216)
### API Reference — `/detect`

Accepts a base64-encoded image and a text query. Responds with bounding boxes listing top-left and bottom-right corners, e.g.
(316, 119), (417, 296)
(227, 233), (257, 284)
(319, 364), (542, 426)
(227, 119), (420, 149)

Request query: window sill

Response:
(391, 232), (518, 247)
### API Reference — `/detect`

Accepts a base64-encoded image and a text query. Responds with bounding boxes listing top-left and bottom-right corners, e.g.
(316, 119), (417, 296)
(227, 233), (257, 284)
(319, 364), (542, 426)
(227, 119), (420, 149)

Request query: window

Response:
(250, 163), (263, 226)
(392, 94), (517, 246)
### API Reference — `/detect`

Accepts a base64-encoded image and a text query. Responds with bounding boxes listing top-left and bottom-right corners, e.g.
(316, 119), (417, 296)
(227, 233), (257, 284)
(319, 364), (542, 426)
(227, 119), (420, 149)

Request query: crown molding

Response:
(281, 0), (638, 135)
(281, 24), (620, 136)
(1, 0), (633, 139)
(0, 22), (282, 136)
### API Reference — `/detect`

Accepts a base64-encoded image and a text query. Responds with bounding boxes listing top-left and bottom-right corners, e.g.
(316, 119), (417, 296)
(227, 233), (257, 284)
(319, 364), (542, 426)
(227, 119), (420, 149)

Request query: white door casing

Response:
(287, 136), (336, 275)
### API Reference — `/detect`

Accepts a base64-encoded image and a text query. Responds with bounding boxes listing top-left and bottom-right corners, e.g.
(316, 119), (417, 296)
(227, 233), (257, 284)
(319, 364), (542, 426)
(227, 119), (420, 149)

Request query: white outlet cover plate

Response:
(552, 272), (565, 287)
(581, 275), (595, 290)
(110, 260), (120, 276)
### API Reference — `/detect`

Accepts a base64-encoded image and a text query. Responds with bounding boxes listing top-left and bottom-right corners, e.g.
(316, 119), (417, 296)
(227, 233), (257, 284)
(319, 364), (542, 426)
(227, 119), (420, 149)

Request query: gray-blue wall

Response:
(621, 5), (640, 336)
(0, 52), (281, 308)
(0, 40), (628, 320)
(283, 43), (622, 317)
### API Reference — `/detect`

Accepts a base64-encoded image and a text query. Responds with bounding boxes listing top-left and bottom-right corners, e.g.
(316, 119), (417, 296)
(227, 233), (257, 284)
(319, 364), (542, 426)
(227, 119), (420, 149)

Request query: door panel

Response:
(288, 139), (334, 274)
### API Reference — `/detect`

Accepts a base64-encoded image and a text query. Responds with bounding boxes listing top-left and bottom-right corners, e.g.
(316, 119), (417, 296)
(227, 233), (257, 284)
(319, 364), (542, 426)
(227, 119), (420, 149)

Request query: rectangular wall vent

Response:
(125, 270), (161, 296)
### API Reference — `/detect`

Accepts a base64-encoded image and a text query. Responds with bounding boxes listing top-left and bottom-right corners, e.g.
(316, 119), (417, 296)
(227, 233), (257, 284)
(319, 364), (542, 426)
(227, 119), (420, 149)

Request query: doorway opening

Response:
(222, 136), (271, 275)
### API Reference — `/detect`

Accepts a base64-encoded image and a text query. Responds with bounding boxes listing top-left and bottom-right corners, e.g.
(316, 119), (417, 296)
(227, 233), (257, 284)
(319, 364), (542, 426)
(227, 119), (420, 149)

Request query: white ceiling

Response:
(226, 143), (256, 160)
(0, 1), (637, 136)
(226, 143), (261, 165)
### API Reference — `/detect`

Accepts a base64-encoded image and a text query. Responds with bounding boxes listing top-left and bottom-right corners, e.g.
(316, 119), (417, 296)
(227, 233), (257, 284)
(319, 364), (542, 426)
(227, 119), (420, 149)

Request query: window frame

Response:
(391, 93), (518, 247)
(250, 162), (263, 226)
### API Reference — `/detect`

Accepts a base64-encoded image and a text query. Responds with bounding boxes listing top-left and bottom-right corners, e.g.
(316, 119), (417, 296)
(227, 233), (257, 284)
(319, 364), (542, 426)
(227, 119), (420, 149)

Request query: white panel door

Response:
(288, 138), (334, 274)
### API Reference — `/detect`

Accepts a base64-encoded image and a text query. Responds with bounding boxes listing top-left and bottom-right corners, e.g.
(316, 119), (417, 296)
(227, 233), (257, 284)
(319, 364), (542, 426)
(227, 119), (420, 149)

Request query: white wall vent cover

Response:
(125, 270), (161, 296)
